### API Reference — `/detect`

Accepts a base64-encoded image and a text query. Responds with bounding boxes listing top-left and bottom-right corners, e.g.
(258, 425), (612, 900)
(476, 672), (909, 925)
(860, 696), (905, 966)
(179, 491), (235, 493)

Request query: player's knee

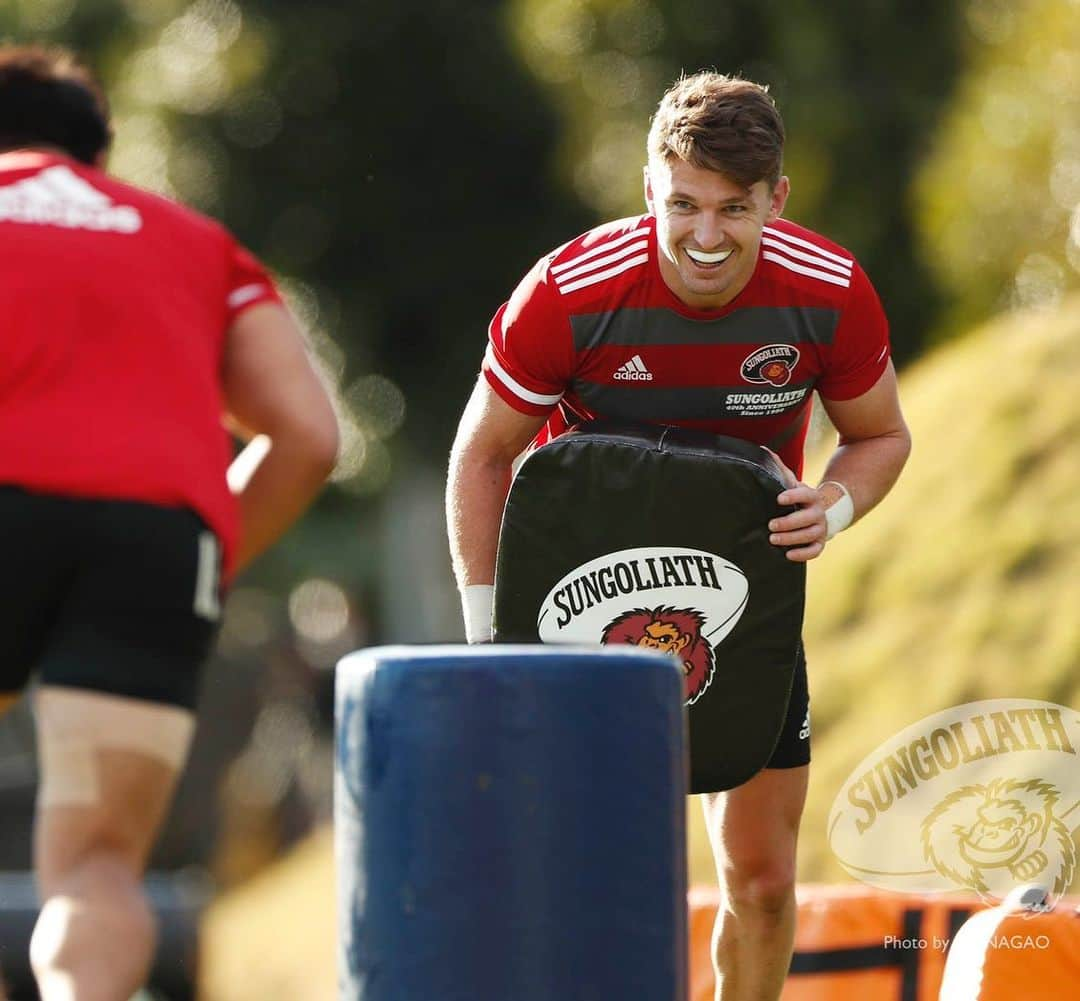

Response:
(30, 872), (155, 976)
(721, 857), (796, 916)
(36, 836), (153, 923)
(37, 808), (149, 885)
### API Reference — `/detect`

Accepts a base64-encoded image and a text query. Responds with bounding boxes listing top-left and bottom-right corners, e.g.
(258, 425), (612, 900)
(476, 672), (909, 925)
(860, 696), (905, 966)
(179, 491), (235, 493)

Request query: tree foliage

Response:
(914, 0), (1080, 338)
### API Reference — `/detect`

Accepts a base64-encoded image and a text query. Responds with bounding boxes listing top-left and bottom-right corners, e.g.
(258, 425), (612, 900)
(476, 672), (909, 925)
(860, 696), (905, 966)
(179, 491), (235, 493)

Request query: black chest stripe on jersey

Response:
(570, 380), (815, 421)
(569, 306), (840, 353)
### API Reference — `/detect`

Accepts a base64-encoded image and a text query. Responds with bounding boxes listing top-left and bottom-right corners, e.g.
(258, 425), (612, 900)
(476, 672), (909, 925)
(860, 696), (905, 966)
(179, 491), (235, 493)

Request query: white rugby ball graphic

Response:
(537, 546), (748, 647)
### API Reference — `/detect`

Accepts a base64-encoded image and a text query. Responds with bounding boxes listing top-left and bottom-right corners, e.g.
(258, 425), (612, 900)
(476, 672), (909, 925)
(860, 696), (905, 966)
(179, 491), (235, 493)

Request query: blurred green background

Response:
(1, 0), (1079, 998)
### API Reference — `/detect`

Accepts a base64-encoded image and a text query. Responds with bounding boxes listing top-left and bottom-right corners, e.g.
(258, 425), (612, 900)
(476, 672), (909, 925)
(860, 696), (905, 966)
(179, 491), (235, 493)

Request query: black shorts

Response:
(763, 642), (810, 769)
(0, 487), (223, 709)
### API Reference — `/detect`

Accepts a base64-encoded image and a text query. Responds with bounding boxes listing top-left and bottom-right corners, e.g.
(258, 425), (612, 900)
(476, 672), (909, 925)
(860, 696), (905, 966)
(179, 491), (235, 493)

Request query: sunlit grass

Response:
(199, 827), (336, 1001)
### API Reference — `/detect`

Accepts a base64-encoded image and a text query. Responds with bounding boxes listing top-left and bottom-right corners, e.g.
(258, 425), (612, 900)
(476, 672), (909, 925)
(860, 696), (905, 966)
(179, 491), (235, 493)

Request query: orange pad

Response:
(687, 884), (1052, 1001)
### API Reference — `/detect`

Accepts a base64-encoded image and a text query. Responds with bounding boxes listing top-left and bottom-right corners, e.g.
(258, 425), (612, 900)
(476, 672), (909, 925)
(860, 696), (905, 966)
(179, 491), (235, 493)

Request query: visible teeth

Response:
(686, 248), (732, 264)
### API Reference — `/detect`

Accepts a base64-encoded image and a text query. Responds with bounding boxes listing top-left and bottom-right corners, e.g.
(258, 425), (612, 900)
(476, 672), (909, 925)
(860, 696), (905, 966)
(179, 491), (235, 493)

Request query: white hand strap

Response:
(461, 584), (494, 643)
(820, 480), (854, 540)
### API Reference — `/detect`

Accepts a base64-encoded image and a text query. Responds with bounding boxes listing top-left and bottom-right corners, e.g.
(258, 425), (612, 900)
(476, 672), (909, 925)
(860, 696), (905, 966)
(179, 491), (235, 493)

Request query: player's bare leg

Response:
(29, 688), (192, 1001)
(702, 764), (808, 1001)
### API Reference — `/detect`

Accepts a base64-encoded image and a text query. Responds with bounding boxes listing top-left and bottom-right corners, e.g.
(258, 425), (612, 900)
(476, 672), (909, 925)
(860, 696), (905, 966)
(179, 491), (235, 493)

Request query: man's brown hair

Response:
(0, 44), (111, 164)
(647, 71), (784, 189)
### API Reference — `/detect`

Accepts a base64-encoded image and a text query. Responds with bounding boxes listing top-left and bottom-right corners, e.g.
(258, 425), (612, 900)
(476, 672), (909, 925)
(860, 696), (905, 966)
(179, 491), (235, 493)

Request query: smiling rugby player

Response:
(447, 71), (910, 1001)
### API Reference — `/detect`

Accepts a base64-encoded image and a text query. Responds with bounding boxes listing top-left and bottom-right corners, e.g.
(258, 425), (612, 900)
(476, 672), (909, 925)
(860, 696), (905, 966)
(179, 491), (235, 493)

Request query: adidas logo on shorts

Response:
(613, 354), (653, 381)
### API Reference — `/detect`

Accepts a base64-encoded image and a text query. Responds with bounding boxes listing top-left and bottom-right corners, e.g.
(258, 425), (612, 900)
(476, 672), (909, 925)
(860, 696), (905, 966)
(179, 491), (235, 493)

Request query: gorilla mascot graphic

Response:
(601, 605), (715, 704)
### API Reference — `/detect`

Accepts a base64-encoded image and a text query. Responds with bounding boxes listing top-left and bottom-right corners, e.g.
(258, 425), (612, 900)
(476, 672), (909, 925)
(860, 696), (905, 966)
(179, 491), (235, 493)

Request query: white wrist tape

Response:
(462, 584), (494, 644)
(821, 481), (854, 540)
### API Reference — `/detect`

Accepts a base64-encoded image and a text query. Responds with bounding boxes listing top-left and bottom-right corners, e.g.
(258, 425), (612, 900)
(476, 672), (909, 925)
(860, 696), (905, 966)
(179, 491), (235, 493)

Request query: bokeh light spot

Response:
(345, 375), (406, 440)
(580, 50), (642, 108)
(19, 0), (76, 31)
(607, 0), (665, 55)
(222, 91), (283, 148)
(1013, 253), (1066, 311)
(289, 579), (351, 644)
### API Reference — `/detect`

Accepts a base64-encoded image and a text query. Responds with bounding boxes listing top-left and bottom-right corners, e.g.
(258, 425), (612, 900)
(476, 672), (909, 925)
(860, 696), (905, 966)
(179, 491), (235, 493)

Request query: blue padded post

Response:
(335, 644), (687, 1001)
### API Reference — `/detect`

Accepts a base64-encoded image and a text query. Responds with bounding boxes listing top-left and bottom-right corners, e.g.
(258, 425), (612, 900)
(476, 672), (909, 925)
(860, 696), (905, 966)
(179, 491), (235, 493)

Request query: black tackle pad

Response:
(493, 421), (806, 792)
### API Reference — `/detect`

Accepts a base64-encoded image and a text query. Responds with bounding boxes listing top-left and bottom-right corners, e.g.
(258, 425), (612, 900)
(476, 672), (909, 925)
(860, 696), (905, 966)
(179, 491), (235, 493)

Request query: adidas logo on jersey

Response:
(0, 164), (142, 233)
(613, 355), (653, 381)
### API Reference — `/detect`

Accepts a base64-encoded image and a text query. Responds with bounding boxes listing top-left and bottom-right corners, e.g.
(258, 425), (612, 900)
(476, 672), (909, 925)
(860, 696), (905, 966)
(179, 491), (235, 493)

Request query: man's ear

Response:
(643, 164), (654, 213)
(767, 175), (790, 222)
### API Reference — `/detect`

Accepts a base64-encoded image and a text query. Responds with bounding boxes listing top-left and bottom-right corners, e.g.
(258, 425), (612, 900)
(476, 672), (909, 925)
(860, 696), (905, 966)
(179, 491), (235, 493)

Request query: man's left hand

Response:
(763, 448), (827, 563)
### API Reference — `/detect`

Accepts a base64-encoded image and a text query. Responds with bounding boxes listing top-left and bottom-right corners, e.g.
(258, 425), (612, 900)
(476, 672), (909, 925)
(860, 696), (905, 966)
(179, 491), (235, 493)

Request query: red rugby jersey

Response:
(0, 151), (282, 574)
(482, 214), (890, 477)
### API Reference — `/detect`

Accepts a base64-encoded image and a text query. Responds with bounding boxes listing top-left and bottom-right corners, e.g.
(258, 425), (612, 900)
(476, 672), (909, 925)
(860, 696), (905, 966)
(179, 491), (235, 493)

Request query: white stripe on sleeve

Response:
(484, 345), (563, 407)
(550, 227), (650, 276)
(553, 240), (649, 286)
(763, 226), (853, 266)
(557, 253), (650, 294)
(228, 284), (268, 309)
(762, 236), (852, 276)
(762, 251), (851, 287)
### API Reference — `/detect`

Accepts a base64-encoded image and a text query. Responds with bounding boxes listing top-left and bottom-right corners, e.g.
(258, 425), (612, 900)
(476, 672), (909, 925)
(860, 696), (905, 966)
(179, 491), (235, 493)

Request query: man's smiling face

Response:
(645, 156), (788, 310)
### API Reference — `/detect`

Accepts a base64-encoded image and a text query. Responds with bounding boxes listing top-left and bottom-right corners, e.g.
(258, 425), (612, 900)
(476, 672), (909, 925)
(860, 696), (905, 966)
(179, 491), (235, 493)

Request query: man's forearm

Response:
(229, 430), (337, 573)
(446, 448), (516, 643)
(818, 429), (911, 523)
(445, 448), (514, 589)
(445, 377), (550, 635)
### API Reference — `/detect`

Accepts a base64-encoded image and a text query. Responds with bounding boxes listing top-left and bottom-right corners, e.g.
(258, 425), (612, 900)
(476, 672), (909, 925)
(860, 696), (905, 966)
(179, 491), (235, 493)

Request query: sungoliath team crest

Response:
(536, 546), (749, 705)
(740, 344), (800, 387)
